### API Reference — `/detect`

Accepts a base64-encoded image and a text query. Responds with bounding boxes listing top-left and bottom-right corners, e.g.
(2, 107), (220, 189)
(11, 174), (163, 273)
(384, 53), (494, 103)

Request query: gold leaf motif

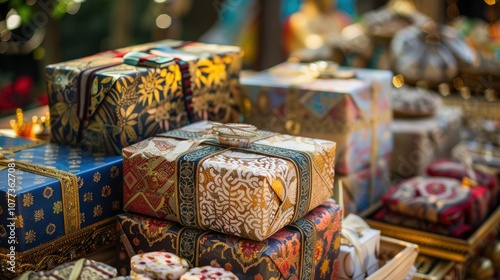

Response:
(34, 209), (45, 222)
(53, 201), (62, 214)
(112, 200), (120, 211)
(43, 187), (54, 199)
(15, 215), (24, 228)
(25, 230), (36, 244)
(110, 166), (119, 178)
(93, 205), (103, 217)
(77, 176), (84, 188)
(83, 192), (93, 202)
(46, 223), (56, 235)
(23, 193), (34, 207)
(101, 185), (111, 198)
(93, 172), (101, 183)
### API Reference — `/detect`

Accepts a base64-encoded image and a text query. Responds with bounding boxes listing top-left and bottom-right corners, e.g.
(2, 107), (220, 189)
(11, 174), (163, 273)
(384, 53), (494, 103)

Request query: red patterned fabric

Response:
(382, 176), (482, 226)
(427, 159), (499, 208)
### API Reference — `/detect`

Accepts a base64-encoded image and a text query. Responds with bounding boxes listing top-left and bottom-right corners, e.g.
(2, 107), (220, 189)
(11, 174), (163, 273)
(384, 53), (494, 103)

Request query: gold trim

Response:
(0, 217), (116, 278)
(360, 202), (500, 263)
(413, 257), (456, 280)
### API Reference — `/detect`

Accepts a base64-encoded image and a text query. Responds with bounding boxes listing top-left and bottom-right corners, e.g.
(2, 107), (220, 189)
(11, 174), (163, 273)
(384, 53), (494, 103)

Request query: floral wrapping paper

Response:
(240, 63), (393, 175)
(340, 158), (390, 215)
(116, 199), (342, 280)
(46, 40), (242, 155)
(122, 121), (336, 241)
(390, 107), (462, 177)
(0, 135), (123, 251)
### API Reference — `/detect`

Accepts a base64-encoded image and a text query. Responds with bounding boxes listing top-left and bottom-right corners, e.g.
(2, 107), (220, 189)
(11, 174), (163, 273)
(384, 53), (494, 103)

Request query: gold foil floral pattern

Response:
(34, 209), (44, 222)
(83, 192), (93, 202)
(101, 185), (111, 197)
(15, 215), (24, 228)
(53, 201), (62, 214)
(23, 193), (34, 207)
(93, 205), (103, 217)
(25, 230), (36, 244)
(93, 172), (101, 183)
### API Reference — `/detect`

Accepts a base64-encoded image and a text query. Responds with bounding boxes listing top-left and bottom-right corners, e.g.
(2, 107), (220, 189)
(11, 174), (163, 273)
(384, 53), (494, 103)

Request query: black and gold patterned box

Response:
(46, 40), (242, 155)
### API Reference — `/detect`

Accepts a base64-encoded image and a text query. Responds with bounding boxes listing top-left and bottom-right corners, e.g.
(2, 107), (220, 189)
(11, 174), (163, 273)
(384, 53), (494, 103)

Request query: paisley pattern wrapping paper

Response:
(240, 63), (393, 175)
(122, 121), (336, 241)
(116, 199), (342, 280)
(0, 135), (123, 251)
(46, 40), (242, 155)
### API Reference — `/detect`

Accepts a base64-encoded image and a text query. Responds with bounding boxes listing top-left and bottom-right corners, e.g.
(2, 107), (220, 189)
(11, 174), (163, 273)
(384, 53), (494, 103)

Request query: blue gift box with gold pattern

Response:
(0, 136), (123, 251)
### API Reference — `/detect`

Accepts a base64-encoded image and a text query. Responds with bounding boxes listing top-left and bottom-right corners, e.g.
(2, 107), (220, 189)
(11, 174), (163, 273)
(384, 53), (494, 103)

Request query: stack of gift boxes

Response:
(0, 40), (242, 278)
(0, 39), (419, 279)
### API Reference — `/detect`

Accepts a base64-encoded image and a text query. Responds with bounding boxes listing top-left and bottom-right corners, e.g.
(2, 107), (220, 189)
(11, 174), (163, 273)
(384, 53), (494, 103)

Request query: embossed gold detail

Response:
(83, 192), (93, 202)
(101, 185), (111, 198)
(53, 201), (62, 214)
(93, 172), (101, 183)
(23, 193), (34, 207)
(34, 209), (44, 222)
(0, 218), (117, 278)
(25, 230), (36, 244)
(43, 186), (54, 199)
(46, 223), (56, 235)
(110, 166), (119, 178)
(94, 205), (103, 217)
(15, 215), (24, 228)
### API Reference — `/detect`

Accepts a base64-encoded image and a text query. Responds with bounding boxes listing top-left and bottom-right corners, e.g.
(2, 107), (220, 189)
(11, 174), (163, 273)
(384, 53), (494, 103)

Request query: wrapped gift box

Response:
(0, 136), (123, 252)
(339, 216), (380, 280)
(341, 159), (390, 214)
(240, 63), (393, 175)
(363, 201), (500, 263)
(122, 121), (336, 241)
(391, 107), (462, 177)
(116, 198), (342, 280)
(383, 176), (488, 227)
(46, 40), (242, 155)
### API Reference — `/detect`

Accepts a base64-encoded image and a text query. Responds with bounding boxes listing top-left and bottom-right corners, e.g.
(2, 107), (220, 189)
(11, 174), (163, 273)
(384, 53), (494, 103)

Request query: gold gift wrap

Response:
(46, 40), (242, 155)
(240, 63), (393, 175)
(123, 121), (336, 241)
(361, 202), (500, 263)
(0, 217), (116, 279)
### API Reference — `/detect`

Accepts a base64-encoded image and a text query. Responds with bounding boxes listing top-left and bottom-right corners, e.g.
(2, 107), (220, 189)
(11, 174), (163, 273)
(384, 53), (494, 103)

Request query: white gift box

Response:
(339, 215), (381, 280)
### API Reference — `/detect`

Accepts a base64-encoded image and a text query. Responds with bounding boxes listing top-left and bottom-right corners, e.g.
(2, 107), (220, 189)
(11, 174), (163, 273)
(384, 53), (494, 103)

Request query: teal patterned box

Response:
(0, 136), (123, 252)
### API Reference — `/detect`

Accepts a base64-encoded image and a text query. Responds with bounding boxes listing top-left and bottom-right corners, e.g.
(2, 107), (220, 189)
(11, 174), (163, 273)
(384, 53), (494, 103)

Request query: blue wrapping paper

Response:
(0, 136), (123, 251)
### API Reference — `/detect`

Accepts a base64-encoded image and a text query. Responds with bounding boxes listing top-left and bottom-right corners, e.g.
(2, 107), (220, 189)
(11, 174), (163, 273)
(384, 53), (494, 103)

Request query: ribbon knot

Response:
(341, 214), (372, 277)
(165, 123), (259, 161)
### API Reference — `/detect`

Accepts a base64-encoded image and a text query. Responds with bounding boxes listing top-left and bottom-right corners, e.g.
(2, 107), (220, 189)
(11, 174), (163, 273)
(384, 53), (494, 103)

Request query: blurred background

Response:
(0, 0), (498, 117)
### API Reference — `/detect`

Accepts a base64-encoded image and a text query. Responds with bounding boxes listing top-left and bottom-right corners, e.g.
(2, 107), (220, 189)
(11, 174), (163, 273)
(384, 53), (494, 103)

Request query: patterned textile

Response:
(116, 198), (342, 280)
(122, 121), (336, 241)
(382, 176), (476, 226)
